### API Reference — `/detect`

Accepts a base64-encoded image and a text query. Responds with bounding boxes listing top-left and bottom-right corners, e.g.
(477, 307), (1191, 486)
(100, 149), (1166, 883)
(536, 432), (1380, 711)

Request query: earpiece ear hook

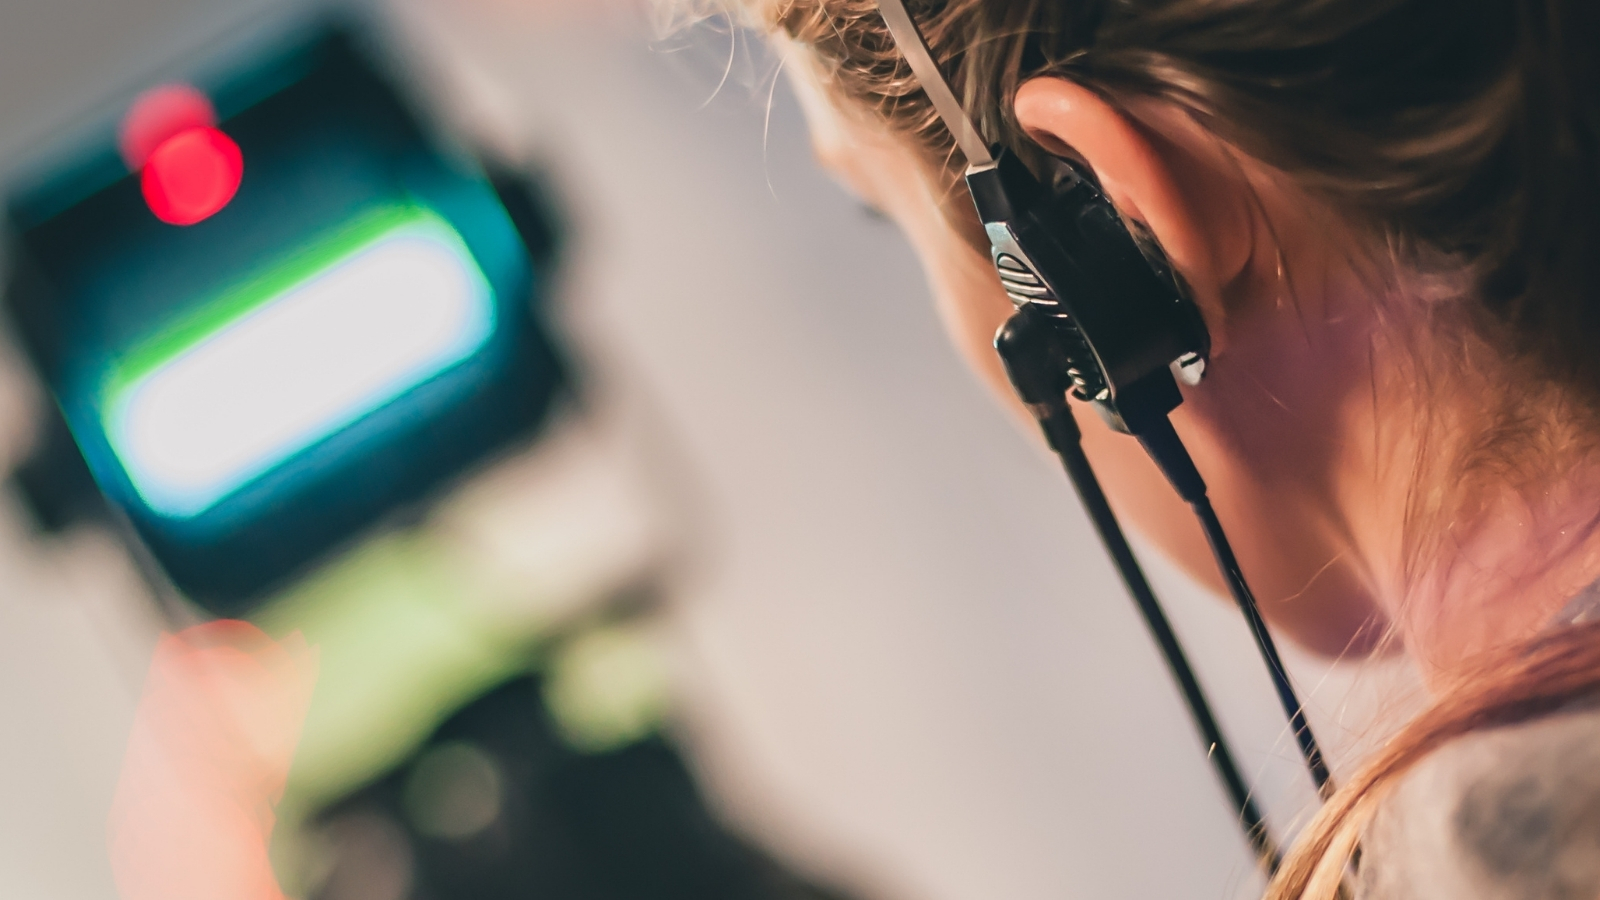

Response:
(875, 0), (1340, 875)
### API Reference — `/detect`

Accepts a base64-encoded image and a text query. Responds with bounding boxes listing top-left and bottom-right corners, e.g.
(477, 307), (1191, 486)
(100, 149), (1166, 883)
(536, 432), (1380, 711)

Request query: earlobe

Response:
(1012, 77), (1254, 353)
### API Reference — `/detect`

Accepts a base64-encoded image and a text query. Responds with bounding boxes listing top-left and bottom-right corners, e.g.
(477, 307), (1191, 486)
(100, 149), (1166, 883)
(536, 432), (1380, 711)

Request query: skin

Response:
(789, 61), (1600, 684)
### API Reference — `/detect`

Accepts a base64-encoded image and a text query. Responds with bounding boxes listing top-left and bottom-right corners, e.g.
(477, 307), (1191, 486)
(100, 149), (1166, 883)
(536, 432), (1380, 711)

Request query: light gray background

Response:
(0, 2), (1418, 898)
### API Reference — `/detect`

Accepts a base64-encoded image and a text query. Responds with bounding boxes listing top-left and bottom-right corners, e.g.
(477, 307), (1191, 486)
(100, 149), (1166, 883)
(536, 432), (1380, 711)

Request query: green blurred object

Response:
(255, 416), (671, 813)
(255, 531), (538, 811)
(545, 624), (673, 754)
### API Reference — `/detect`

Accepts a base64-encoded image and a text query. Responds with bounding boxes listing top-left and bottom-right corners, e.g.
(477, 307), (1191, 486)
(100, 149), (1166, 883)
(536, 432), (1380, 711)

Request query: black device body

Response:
(968, 149), (1207, 434)
(312, 676), (854, 900)
(4, 28), (568, 616)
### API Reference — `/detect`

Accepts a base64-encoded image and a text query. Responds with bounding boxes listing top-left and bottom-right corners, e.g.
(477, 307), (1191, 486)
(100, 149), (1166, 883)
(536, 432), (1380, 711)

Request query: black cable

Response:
(1193, 497), (1335, 799)
(1051, 419), (1282, 871)
(996, 310), (1281, 872)
(1134, 414), (1336, 803)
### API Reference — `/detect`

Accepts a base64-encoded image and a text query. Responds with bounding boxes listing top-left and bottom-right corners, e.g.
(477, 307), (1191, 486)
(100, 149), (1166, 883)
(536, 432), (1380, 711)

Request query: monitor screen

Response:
(5, 26), (566, 614)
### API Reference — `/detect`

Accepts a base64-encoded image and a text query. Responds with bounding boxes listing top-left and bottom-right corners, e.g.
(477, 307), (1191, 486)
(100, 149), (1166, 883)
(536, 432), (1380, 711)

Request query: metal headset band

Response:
(874, 0), (1337, 874)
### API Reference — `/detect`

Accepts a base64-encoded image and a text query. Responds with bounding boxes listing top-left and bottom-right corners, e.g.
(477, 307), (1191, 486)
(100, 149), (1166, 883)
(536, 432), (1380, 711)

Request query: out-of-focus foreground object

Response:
(3, 10), (869, 900)
(109, 620), (318, 900)
(3, 23), (567, 616)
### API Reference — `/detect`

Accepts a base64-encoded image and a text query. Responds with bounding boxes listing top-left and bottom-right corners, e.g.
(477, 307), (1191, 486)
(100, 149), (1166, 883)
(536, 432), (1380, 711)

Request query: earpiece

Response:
(977, 136), (1337, 824)
(968, 150), (1213, 505)
(874, 0), (1339, 876)
(966, 149), (1209, 435)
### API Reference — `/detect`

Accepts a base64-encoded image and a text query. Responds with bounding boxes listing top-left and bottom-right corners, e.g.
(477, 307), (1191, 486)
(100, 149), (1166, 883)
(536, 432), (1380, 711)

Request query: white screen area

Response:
(108, 225), (496, 518)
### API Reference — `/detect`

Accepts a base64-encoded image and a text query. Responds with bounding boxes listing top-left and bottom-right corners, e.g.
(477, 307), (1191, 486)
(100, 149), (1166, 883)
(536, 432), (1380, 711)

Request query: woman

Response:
(672, 0), (1600, 896)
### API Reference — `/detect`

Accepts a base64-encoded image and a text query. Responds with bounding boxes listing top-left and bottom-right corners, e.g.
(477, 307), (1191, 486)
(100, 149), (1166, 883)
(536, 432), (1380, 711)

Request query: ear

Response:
(1012, 77), (1255, 353)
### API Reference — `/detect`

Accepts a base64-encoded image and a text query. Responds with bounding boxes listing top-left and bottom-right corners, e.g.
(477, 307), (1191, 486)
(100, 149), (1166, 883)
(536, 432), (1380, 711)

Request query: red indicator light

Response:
(141, 127), (244, 226)
(120, 84), (217, 170)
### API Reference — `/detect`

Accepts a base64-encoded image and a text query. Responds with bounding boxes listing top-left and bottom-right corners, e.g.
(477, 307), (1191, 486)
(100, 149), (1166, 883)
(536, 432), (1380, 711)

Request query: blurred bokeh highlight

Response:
(0, 2), (1421, 900)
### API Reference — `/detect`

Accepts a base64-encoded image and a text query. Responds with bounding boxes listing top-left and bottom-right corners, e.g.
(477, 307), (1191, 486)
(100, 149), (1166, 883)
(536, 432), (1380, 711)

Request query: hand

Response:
(108, 621), (318, 900)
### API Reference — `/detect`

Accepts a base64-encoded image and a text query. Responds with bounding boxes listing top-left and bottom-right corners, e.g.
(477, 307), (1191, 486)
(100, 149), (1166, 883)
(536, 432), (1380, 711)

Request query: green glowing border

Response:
(99, 203), (456, 414)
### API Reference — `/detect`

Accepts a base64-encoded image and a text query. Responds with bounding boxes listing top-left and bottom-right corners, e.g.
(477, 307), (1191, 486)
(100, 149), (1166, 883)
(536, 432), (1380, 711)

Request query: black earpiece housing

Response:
(966, 148), (1208, 433)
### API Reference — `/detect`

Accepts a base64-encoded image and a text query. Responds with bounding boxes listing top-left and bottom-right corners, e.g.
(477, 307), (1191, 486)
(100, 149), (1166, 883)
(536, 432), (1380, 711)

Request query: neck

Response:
(1350, 320), (1600, 684)
(1403, 476), (1600, 682)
